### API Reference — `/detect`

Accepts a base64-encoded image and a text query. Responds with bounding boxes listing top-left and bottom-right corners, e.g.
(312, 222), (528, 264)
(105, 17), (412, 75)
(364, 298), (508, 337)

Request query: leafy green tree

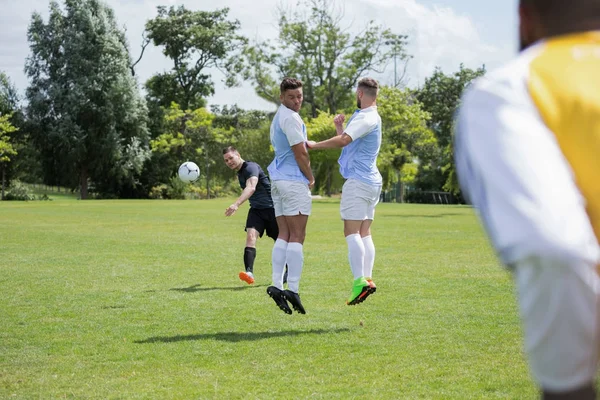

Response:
(0, 73), (19, 115)
(149, 103), (234, 198)
(211, 105), (273, 171)
(243, 0), (409, 117)
(377, 86), (436, 200)
(0, 72), (33, 187)
(415, 64), (485, 195)
(0, 113), (18, 200)
(25, 0), (150, 199)
(305, 112), (343, 195)
(145, 6), (246, 111)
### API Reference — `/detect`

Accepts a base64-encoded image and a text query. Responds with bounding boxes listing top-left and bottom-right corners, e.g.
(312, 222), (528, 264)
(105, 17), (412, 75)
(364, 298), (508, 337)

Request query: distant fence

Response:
(380, 183), (457, 205)
(26, 183), (78, 194)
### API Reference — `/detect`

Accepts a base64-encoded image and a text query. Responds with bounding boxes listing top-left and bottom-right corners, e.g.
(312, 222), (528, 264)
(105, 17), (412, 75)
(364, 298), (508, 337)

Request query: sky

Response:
(0, 0), (520, 111)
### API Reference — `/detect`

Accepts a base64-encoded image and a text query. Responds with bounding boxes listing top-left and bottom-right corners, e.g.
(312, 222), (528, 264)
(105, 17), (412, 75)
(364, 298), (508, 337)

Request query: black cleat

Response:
(267, 286), (292, 315)
(283, 290), (306, 314)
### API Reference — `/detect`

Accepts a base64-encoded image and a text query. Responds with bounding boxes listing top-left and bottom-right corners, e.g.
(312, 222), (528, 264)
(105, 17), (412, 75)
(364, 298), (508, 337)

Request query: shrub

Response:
(4, 180), (35, 201)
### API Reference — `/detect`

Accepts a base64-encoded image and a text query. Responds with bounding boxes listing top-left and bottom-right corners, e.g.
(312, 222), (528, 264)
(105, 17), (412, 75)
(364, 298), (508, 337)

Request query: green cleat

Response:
(346, 277), (372, 306)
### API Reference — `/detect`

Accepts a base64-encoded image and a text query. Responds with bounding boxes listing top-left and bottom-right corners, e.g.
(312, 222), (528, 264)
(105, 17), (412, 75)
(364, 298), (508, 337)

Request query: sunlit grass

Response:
(0, 199), (537, 399)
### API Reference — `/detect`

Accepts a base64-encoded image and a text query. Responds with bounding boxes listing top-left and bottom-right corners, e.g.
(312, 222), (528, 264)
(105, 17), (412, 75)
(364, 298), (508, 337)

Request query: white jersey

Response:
(455, 33), (600, 267)
(268, 105), (308, 183)
(338, 106), (382, 186)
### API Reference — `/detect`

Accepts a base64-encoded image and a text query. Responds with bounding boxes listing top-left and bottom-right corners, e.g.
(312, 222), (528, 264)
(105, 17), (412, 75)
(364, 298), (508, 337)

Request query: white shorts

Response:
(271, 180), (312, 217)
(340, 179), (382, 221)
(513, 256), (600, 392)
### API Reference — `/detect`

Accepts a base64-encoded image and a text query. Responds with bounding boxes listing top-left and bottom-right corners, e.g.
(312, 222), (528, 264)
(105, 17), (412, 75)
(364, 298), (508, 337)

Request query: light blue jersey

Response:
(268, 104), (309, 183)
(338, 106), (382, 186)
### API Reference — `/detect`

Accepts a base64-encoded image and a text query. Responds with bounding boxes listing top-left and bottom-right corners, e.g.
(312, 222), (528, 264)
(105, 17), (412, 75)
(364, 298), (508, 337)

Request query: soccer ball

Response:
(178, 161), (200, 183)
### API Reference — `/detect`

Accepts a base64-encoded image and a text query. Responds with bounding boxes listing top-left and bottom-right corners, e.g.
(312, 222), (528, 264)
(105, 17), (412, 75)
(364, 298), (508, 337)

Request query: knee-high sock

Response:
(271, 239), (288, 290)
(346, 234), (365, 280)
(244, 247), (256, 274)
(285, 242), (304, 293)
(362, 235), (375, 279)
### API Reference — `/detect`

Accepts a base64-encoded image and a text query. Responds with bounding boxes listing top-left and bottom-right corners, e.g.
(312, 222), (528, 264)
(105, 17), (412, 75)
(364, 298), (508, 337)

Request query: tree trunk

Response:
(326, 165), (332, 196)
(205, 159), (210, 199)
(1, 165), (5, 201)
(80, 166), (89, 200)
(399, 181), (405, 203)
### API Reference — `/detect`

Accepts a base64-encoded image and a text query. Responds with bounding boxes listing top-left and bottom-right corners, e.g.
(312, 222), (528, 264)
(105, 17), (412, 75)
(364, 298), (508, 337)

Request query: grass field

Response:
(0, 195), (538, 399)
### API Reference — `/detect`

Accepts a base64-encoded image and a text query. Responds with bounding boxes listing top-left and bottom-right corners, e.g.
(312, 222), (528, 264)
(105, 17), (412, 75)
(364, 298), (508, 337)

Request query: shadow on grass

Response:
(135, 328), (351, 344)
(169, 284), (268, 293)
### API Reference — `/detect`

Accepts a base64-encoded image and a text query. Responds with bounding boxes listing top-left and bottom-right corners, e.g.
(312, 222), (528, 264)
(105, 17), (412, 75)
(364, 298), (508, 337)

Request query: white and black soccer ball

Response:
(178, 161), (200, 183)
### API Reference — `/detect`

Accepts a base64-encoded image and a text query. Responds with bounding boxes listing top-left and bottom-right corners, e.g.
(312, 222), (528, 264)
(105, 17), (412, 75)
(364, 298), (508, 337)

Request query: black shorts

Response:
(245, 207), (279, 240)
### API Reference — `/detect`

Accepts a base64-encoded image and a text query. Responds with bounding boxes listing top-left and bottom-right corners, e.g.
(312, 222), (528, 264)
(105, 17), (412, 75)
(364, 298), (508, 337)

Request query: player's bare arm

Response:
(307, 133), (352, 150)
(225, 176), (258, 216)
(291, 142), (315, 190)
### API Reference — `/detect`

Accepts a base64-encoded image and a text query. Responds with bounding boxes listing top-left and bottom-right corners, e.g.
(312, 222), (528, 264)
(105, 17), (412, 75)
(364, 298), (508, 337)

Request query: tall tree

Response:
(0, 73), (20, 115)
(145, 6), (247, 111)
(243, 0), (408, 117)
(211, 105), (273, 170)
(305, 112), (343, 195)
(25, 0), (150, 199)
(377, 86), (436, 201)
(415, 64), (485, 195)
(0, 113), (18, 199)
(0, 72), (28, 187)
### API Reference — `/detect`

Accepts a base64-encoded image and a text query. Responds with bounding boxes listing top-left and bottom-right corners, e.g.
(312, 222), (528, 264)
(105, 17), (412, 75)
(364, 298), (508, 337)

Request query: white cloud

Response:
(0, 0), (515, 111)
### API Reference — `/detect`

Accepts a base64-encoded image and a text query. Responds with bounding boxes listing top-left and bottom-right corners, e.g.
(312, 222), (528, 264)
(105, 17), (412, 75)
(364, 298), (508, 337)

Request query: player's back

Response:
(455, 33), (600, 266)
(528, 32), (600, 240)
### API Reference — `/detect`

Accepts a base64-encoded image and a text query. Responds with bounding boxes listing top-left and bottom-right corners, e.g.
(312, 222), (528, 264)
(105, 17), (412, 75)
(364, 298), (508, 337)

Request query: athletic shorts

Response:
(513, 255), (600, 392)
(271, 180), (312, 217)
(340, 178), (382, 221)
(245, 207), (278, 240)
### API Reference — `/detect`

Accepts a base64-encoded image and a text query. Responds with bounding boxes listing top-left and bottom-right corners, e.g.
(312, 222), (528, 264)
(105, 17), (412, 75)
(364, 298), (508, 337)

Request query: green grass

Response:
(0, 199), (537, 399)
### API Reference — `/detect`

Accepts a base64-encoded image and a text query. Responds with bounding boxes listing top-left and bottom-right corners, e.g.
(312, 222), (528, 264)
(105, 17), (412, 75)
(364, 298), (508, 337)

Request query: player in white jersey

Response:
(307, 77), (383, 305)
(456, 1), (600, 398)
(266, 78), (315, 315)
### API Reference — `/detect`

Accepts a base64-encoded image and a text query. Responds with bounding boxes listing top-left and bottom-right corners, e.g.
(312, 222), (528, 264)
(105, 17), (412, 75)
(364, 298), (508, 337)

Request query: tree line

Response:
(0, 0), (485, 201)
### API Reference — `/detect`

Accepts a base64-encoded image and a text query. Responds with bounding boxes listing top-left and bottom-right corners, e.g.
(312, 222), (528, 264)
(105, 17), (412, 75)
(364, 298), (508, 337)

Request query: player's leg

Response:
(341, 179), (371, 305)
(283, 213), (309, 314)
(513, 256), (600, 399)
(266, 182), (292, 314)
(361, 184), (381, 293)
(239, 209), (264, 284)
(359, 219), (376, 292)
(239, 227), (259, 284)
(265, 208), (288, 284)
(279, 180), (312, 314)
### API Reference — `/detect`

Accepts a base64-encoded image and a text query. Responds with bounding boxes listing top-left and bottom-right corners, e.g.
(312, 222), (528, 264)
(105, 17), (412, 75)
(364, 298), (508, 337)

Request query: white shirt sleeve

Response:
(281, 113), (305, 146)
(456, 79), (600, 266)
(344, 112), (376, 141)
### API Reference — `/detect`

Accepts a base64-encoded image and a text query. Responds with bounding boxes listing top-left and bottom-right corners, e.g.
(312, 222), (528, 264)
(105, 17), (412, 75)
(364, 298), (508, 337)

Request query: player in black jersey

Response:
(223, 146), (287, 285)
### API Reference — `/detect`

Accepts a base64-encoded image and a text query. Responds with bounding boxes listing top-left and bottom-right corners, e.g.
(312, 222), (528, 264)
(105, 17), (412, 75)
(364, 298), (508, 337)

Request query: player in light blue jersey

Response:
(307, 77), (382, 305)
(266, 77), (315, 315)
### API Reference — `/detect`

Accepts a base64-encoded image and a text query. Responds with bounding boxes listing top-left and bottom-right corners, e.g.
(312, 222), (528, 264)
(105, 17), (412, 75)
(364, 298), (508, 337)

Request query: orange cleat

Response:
(239, 271), (255, 284)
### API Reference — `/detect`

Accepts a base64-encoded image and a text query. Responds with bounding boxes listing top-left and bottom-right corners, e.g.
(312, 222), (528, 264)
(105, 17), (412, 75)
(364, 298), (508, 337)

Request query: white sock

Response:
(346, 234), (365, 280)
(285, 242), (304, 293)
(362, 235), (375, 279)
(271, 239), (288, 290)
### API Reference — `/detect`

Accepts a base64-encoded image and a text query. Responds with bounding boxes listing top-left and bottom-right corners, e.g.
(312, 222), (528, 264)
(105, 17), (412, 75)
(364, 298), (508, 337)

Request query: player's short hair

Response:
(222, 146), (238, 155)
(280, 78), (303, 93)
(520, 0), (600, 30)
(357, 77), (379, 97)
